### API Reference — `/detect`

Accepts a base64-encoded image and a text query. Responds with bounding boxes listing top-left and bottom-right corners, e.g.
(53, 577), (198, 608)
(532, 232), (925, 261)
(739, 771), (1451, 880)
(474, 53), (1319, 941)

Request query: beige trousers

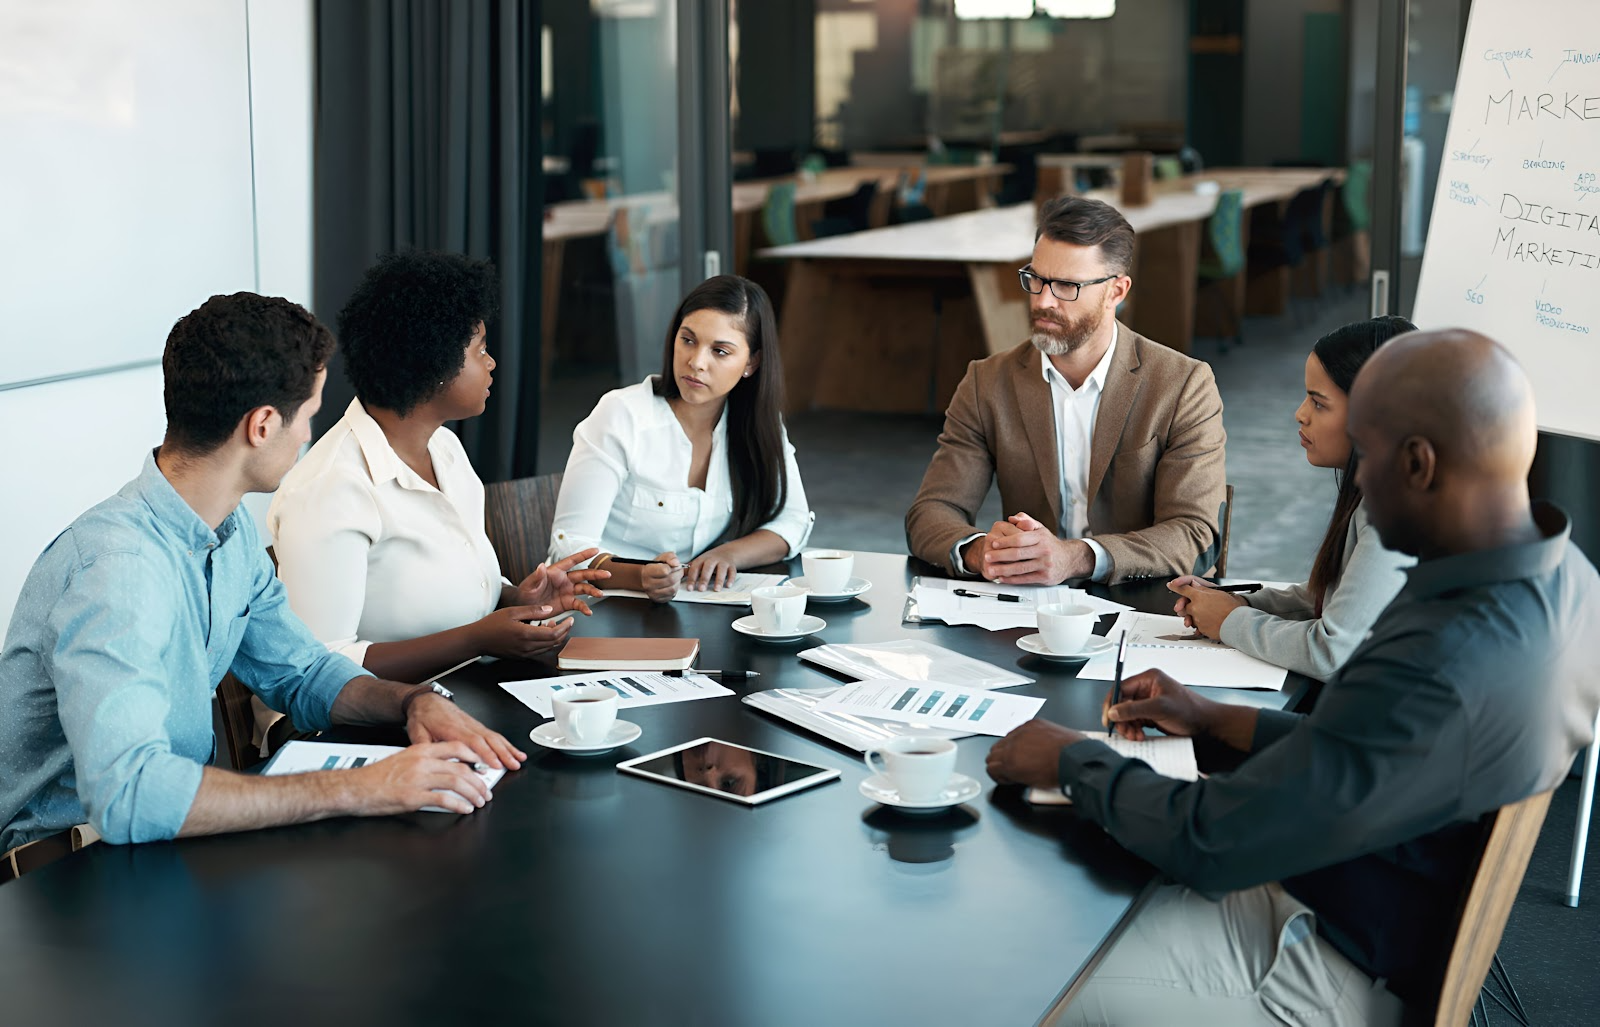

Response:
(1047, 883), (1406, 1027)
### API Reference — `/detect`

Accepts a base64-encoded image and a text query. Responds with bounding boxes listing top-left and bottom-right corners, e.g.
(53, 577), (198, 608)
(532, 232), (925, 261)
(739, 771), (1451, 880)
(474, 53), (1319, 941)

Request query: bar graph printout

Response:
(814, 680), (1045, 737)
(500, 671), (732, 718)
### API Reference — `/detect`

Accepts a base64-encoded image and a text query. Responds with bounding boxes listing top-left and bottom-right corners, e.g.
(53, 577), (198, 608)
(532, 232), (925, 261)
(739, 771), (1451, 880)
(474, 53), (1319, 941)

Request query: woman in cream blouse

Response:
(548, 275), (813, 602)
(269, 251), (604, 682)
(1168, 316), (1418, 680)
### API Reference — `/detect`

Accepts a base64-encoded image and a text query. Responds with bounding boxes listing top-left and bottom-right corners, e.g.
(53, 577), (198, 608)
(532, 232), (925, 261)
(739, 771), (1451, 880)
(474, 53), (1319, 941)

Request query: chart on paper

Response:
(814, 680), (1045, 737)
(500, 671), (732, 717)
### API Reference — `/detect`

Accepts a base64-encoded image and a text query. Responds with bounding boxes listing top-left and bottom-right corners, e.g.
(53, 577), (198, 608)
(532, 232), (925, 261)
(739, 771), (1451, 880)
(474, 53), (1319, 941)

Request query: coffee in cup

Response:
(801, 549), (854, 593)
(751, 584), (807, 633)
(551, 684), (618, 744)
(864, 736), (958, 803)
(1036, 602), (1097, 655)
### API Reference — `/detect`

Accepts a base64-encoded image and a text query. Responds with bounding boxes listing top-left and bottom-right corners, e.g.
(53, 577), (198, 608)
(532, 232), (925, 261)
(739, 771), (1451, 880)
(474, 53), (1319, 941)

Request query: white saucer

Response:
(731, 613), (826, 643)
(860, 772), (982, 812)
(1017, 633), (1115, 663)
(787, 575), (872, 603)
(529, 719), (642, 756)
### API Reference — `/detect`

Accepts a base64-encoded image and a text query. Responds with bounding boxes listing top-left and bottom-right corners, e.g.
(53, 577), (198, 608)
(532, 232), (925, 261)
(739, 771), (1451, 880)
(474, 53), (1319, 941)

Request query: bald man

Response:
(988, 330), (1600, 1025)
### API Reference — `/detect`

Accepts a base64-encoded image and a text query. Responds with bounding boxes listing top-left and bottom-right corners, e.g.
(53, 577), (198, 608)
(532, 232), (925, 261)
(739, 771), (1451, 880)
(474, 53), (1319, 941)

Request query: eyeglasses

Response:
(1017, 266), (1119, 303)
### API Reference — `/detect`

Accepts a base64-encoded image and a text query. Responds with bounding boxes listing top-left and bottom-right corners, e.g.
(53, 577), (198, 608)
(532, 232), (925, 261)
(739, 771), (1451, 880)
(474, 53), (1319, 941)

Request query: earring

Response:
(742, 371), (752, 378)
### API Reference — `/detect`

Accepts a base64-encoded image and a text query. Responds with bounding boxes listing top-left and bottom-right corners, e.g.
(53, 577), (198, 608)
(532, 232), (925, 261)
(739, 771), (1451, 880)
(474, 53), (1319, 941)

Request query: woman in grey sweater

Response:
(1167, 316), (1418, 681)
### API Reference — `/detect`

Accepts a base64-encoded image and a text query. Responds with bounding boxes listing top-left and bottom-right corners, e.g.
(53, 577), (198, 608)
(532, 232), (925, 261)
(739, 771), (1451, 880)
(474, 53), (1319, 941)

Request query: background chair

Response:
(1195, 189), (1247, 349)
(810, 181), (878, 239)
(1433, 789), (1553, 1027)
(484, 472), (566, 585)
(760, 182), (799, 247)
(1568, 708), (1599, 906)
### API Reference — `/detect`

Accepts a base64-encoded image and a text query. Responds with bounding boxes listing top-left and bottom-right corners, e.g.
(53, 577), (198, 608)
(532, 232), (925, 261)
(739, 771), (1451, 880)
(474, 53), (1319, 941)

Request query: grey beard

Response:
(1031, 330), (1087, 356)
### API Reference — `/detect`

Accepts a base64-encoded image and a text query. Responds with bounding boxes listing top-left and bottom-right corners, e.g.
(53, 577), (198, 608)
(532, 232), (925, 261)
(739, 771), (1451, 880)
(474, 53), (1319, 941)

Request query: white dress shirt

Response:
(548, 378), (814, 564)
(955, 331), (1116, 581)
(267, 398), (508, 667)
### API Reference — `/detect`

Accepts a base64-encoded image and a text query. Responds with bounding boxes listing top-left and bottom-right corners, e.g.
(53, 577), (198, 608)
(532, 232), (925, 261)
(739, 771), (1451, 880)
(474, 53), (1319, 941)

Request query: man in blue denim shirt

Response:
(0, 294), (526, 856)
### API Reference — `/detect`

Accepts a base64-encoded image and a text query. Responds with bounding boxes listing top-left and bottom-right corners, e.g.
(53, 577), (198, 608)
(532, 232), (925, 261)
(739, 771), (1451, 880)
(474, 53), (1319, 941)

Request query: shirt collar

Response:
(136, 450), (239, 550)
(1399, 501), (1572, 602)
(343, 397), (455, 491)
(1040, 325), (1118, 395)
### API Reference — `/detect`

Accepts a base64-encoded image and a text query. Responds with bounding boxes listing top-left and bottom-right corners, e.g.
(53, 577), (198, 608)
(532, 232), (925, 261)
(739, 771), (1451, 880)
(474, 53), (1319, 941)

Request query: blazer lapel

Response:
(1087, 326), (1142, 503)
(1013, 346), (1063, 531)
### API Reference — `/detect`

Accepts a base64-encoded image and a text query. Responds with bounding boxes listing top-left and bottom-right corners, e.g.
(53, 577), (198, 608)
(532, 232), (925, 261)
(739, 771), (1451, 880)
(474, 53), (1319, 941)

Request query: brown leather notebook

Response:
(557, 637), (701, 671)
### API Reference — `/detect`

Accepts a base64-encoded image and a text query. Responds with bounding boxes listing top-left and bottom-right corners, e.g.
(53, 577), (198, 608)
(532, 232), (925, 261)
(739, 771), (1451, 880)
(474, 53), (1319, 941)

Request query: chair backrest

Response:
(1215, 483), (1234, 578)
(484, 472), (566, 585)
(762, 182), (799, 247)
(213, 672), (264, 772)
(1343, 160), (1373, 231)
(1432, 789), (1554, 1027)
(1200, 189), (1246, 279)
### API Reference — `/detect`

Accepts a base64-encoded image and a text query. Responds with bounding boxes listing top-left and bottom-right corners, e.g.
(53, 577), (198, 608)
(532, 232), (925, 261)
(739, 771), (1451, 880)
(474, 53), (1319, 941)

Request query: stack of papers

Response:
(799, 638), (1032, 690)
(907, 577), (1132, 631)
(501, 671), (733, 717)
(815, 680), (1046, 738)
(602, 572), (788, 605)
(1078, 612), (1289, 691)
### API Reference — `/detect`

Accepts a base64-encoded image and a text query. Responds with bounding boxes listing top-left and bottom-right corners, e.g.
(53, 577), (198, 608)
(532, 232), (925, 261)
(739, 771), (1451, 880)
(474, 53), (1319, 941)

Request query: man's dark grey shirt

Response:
(1060, 504), (1600, 1000)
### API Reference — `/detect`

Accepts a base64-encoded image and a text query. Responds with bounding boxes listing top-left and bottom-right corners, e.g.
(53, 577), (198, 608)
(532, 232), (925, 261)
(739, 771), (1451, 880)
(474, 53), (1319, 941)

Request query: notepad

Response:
(1024, 736), (1199, 805)
(557, 636), (700, 671)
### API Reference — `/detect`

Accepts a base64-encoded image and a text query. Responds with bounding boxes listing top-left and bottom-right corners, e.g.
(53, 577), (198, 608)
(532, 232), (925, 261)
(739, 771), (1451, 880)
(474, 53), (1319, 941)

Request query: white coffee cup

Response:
(864, 736), (958, 803)
(550, 684), (618, 744)
(801, 549), (854, 593)
(1036, 602), (1097, 655)
(751, 584), (807, 633)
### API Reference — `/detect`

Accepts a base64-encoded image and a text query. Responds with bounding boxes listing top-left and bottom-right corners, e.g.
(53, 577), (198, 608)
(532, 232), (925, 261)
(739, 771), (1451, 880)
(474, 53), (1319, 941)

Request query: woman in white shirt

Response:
(269, 251), (605, 682)
(549, 275), (812, 601)
(1167, 316), (1418, 680)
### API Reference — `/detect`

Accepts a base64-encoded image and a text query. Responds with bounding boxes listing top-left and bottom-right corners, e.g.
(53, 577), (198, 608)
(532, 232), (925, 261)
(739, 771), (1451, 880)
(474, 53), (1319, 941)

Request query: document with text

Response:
(1078, 612), (1289, 691)
(263, 740), (504, 813)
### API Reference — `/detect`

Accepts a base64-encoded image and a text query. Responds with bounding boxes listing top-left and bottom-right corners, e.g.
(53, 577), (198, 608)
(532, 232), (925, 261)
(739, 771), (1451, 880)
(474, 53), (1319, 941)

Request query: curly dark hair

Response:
(336, 250), (500, 416)
(162, 292), (335, 455)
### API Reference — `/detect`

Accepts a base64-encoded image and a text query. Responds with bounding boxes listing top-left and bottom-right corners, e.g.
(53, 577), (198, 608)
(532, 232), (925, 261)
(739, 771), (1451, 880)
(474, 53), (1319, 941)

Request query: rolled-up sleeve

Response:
(549, 394), (632, 564)
(231, 543), (367, 732)
(760, 427), (815, 558)
(48, 552), (204, 844)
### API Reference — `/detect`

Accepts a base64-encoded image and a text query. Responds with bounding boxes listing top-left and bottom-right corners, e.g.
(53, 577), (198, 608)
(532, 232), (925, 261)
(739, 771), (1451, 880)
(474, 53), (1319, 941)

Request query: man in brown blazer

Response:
(906, 196), (1226, 585)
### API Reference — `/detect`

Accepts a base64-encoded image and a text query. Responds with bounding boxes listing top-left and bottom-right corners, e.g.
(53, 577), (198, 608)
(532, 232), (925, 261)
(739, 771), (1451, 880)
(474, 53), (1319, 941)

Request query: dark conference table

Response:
(0, 552), (1307, 1027)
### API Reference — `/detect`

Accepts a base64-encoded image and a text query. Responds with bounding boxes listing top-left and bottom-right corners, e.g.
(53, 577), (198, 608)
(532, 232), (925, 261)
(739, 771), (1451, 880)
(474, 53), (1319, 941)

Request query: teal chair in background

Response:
(762, 182), (799, 247)
(1196, 188), (1246, 348)
(1335, 161), (1373, 289)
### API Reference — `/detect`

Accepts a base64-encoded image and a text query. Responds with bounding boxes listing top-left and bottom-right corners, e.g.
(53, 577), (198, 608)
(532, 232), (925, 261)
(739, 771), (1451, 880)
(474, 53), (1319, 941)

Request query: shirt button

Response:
(658, 501), (664, 507)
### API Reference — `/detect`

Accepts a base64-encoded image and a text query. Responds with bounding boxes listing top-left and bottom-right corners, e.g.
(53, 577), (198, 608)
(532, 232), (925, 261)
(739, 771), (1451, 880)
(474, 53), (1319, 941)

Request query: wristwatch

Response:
(401, 681), (455, 718)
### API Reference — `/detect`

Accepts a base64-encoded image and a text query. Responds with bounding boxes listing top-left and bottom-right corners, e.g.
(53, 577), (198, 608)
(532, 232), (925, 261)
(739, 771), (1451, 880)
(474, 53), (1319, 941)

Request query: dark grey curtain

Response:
(313, 0), (543, 481)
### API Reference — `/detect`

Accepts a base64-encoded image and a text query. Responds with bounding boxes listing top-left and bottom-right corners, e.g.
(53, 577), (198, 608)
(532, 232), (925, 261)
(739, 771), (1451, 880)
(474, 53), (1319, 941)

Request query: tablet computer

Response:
(617, 737), (840, 806)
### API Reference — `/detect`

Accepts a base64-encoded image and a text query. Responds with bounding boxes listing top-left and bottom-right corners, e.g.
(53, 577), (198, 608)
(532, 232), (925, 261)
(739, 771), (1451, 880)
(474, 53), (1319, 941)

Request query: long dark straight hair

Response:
(1307, 314), (1418, 605)
(652, 275), (787, 542)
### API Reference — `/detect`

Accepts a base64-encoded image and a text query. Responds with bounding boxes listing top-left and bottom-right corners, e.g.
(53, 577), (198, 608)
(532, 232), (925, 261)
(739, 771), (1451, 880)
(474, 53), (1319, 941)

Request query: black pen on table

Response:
(954, 588), (1021, 602)
(692, 669), (761, 682)
(1107, 630), (1128, 737)
(1207, 582), (1264, 594)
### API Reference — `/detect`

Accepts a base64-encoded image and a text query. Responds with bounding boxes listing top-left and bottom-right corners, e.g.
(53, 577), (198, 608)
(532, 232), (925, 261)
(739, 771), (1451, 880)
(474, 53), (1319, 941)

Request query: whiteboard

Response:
(0, 0), (257, 388)
(1411, 0), (1600, 441)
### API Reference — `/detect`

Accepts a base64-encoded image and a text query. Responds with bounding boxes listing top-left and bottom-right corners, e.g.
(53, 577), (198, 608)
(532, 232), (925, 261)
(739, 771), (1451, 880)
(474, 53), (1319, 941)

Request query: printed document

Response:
(909, 578), (1132, 631)
(814, 680), (1046, 737)
(1078, 612), (1289, 690)
(602, 572), (788, 605)
(263, 740), (504, 813)
(1025, 735), (1199, 804)
(501, 670), (732, 717)
(799, 638), (1031, 690)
